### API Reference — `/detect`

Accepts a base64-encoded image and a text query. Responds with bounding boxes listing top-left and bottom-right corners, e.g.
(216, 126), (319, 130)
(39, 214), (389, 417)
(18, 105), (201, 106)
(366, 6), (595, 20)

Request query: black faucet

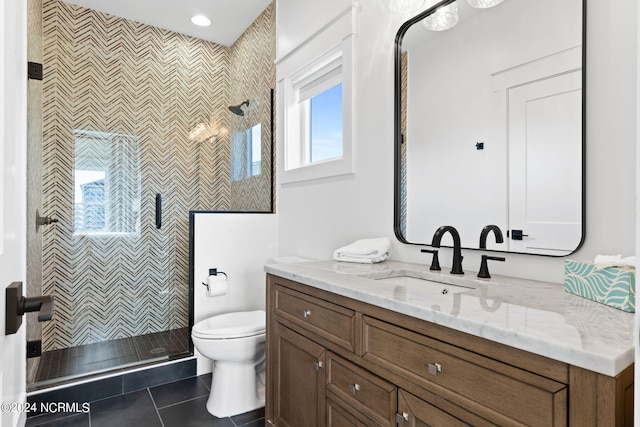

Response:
(477, 255), (505, 279)
(420, 248), (441, 271)
(431, 226), (463, 275)
(478, 225), (505, 279)
(479, 225), (504, 249)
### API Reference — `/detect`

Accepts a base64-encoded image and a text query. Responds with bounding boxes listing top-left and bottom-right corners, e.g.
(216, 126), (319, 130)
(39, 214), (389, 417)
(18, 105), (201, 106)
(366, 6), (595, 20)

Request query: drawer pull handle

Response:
(349, 383), (361, 394)
(428, 363), (442, 376)
(314, 361), (323, 371)
(396, 412), (410, 424)
(302, 309), (311, 318)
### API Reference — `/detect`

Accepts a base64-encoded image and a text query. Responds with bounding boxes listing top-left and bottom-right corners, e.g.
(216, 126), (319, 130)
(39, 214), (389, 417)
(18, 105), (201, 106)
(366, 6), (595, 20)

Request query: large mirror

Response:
(394, 0), (585, 256)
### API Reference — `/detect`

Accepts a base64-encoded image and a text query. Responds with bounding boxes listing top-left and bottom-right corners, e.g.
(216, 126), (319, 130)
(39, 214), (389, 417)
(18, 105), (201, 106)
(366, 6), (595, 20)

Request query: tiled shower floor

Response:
(35, 328), (190, 384)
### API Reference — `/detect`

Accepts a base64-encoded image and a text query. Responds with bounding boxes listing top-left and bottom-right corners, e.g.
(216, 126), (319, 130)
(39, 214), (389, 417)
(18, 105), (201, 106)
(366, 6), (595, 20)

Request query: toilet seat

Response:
(192, 310), (265, 339)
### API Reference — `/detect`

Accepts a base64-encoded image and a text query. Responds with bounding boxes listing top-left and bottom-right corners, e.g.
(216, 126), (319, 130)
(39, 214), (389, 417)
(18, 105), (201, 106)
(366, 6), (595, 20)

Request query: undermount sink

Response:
(359, 269), (478, 297)
(374, 275), (475, 296)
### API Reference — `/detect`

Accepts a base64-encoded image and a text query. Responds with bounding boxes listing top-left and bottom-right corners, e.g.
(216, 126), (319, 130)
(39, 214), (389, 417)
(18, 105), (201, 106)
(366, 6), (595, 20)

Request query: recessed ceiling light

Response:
(191, 15), (211, 27)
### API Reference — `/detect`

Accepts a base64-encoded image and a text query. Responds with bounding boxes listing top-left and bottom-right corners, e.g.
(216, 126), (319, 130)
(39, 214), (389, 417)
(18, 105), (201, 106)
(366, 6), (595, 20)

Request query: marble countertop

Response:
(264, 260), (635, 377)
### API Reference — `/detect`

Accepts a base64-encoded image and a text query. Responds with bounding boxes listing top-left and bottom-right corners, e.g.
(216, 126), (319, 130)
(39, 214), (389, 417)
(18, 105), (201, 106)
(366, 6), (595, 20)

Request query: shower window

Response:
(232, 123), (262, 181)
(73, 130), (141, 235)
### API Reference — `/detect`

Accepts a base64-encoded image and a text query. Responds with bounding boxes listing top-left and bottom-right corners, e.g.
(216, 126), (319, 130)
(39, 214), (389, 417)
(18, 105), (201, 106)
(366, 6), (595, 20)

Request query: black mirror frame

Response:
(393, 0), (587, 257)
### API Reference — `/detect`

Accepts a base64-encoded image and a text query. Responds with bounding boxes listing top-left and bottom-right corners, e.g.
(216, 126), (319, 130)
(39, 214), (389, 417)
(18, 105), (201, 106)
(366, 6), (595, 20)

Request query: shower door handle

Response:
(6, 282), (55, 335)
(155, 193), (162, 229)
(23, 295), (55, 322)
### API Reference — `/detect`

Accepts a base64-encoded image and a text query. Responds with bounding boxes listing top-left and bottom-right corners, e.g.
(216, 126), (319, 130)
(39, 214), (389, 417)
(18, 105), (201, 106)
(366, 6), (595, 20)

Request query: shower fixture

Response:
(229, 100), (250, 116)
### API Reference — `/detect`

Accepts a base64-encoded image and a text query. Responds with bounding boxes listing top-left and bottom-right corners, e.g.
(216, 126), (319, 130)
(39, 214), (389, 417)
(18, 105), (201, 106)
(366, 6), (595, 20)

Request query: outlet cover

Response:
(27, 340), (42, 358)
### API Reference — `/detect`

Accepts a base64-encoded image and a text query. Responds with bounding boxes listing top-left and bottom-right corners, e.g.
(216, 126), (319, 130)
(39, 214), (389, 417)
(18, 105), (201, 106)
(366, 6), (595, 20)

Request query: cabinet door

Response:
(268, 322), (326, 427)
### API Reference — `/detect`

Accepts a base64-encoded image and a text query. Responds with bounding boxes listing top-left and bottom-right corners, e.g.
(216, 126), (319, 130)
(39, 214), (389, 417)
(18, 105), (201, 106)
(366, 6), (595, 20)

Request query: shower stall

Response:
(26, 0), (274, 390)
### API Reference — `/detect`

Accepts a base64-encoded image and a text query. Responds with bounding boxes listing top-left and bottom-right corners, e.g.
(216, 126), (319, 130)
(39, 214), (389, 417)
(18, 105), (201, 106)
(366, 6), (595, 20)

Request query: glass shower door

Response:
(34, 121), (189, 386)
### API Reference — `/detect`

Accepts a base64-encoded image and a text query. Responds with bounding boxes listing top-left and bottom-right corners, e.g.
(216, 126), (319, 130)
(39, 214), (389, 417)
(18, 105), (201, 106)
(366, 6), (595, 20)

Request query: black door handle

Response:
(509, 229), (529, 240)
(155, 193), (162, 229)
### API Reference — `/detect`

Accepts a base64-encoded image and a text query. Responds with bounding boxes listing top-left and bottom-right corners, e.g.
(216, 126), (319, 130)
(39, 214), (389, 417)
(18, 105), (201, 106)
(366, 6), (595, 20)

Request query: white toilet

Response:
(191, 310), (266, 417)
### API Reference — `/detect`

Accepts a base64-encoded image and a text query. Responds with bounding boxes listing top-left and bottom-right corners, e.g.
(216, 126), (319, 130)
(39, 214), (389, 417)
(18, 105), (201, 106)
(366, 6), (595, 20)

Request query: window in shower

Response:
(231, 123), (262, 181)
(74, 130), (141, 235)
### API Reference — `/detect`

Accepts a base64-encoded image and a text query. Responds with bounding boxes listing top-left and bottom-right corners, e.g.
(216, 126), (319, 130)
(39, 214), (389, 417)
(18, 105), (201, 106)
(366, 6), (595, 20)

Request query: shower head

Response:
(229, 100), (250, 116)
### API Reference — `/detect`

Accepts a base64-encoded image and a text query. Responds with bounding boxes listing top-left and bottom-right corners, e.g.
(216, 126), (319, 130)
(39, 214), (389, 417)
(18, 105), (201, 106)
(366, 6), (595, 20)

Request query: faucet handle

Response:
(421, 249), (441, 271)
(477, 255), (505, 279)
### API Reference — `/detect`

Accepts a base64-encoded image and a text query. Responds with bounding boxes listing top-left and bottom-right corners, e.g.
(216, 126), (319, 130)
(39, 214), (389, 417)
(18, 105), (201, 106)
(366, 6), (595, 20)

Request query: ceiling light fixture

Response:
(423, 3), (459, 31)
(467, 0), (505, 8)
(389, 0), (425, 14)
(191, 15), (211, 27)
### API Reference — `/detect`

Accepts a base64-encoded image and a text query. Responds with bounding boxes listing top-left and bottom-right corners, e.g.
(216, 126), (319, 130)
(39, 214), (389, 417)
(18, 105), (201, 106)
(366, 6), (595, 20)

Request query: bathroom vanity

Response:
(264, 261), (634, 426)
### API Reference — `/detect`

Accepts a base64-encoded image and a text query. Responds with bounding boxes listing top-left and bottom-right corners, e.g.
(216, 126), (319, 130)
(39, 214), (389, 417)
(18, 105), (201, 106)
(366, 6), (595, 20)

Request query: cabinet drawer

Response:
(398, 389), (472, 427)
(327, 397), (383, 427)
(274, 285), (357, 352)
(326, 353), (396, 426)
(362, 316), (567, 427)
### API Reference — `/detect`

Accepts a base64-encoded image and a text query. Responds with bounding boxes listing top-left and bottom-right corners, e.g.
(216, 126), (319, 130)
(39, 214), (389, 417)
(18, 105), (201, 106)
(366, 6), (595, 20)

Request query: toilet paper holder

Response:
(202, 268), (227, 292)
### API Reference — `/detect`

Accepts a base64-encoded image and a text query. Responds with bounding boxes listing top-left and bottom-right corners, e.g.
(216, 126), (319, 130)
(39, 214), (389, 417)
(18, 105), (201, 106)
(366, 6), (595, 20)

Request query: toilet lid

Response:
(192, 310), (266, 339)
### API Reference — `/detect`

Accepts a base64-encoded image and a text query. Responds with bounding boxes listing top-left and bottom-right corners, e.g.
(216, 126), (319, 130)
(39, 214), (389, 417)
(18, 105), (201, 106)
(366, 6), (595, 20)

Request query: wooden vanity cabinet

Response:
(265, 274), (634, 426)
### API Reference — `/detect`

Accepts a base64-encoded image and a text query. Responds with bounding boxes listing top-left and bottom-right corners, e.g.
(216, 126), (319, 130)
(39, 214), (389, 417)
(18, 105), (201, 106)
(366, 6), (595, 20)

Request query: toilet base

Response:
(206, 360), (265, 418)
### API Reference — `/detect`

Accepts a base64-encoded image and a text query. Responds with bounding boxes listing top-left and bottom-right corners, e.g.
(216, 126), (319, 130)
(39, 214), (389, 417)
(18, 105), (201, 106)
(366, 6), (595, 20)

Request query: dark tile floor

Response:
(35, 328), (190, 383)
(26, 374), (265, 427)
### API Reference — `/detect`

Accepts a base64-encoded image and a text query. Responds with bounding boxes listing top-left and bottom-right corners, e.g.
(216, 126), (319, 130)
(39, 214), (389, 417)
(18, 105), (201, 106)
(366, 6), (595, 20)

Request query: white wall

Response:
(276, 0), (638, 284)
(192, 212), (278, 374)
(276, 0), (350, 58)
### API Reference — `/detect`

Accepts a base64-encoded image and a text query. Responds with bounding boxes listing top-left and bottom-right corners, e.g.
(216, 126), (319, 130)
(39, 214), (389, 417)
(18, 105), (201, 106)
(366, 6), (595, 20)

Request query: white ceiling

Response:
(64, 0), (272, 47)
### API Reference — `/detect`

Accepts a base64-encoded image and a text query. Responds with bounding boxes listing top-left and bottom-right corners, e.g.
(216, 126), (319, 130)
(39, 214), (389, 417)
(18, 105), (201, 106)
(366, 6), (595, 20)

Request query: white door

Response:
(508, 70), (582, 255)
(0, 0), (28, 426)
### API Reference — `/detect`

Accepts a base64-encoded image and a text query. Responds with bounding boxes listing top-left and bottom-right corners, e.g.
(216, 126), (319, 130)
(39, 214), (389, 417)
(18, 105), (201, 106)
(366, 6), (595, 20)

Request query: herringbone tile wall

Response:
(229, 3), (275, 212)
(40, 0), (274, 351)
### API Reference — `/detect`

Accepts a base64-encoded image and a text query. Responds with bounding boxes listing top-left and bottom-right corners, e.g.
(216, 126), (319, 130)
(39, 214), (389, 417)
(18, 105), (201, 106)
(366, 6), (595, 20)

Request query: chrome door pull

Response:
(428, 362), (442, 376)
(396, 412), (410, 424)
(302, 309), (311, 318)
(349, 383), (360, 394)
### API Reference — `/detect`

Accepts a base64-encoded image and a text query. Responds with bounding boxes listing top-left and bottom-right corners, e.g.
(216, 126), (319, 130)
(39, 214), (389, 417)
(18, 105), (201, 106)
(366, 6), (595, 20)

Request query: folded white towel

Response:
(333, 238), (391, 264)
(593, 254), (636, 269)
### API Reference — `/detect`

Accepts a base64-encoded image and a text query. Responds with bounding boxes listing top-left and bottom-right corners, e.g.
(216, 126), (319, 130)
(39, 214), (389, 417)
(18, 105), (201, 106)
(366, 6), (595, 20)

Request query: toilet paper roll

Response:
(207, 275), (228, 297)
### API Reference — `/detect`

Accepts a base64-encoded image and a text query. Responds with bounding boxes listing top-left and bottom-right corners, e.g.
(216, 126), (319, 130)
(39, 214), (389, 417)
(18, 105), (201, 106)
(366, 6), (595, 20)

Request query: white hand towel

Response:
(333, 238), (391, 264)
(593, 254), (636, 269)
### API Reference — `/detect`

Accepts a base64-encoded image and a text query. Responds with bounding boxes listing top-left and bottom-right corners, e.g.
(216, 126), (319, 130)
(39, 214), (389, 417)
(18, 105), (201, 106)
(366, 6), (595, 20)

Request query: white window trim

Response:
(276, 6), (357, 184)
